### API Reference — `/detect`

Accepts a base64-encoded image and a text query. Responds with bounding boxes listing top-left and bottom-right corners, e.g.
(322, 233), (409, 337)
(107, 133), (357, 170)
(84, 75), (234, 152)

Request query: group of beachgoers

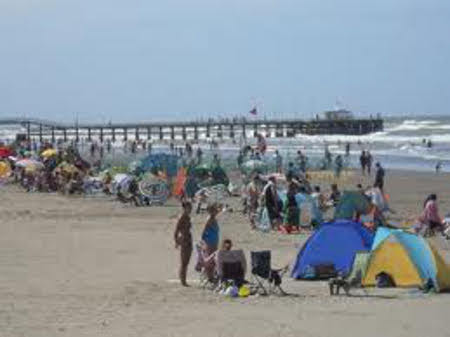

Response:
(5, 142), (96, 195)
(174, 201), (225, 287)
(242, 157), (387, 233)
(0, 138), (448, 290)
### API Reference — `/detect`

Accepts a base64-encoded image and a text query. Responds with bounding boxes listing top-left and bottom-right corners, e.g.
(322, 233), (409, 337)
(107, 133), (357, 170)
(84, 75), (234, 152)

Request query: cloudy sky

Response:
(0, 0), (449, 122)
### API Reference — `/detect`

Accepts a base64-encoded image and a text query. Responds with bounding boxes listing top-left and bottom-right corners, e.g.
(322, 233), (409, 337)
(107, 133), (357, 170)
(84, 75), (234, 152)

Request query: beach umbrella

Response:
(57, 162), (80, 174)
(192, 163), (211, 176)
(41, 148), (57, 158)
(138, 177), (170, 205)
(0, 161), (11, 179)
(111, 173), (132, 195)
(0, 147), (14, 159)
(15, 159), (44, 169)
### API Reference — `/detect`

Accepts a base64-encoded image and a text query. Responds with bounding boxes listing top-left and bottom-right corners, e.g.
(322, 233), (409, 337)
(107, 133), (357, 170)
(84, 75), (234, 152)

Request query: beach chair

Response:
(195, 243), (218, 289)
(328, 251), (370, 296)
(215, 250), (247, 291)
(250, 251), (288, 295)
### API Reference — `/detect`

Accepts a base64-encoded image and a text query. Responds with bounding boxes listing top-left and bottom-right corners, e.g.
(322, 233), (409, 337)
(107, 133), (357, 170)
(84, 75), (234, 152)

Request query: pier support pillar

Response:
(265, 124), (270, 138)
(39, 124), (43, 142)
(63, 129), (67, 142)
(159, 127), (163, 140)
(229, 124), (234, 139)
(194, 126), (198, 140)
(242, 124), (246, 138)
(26, 122), (31, 141)
(170, 126), (175, 140)
(51, 127), (55, 144)
(100, 128), (104, 143)
(275, 124), (283, 138)
(112, 128), (116, 142)
(75, 127), (79, 143)
(87, 128), (92, 141)
(217, 125), (223, 139)
(147, 127), (151, 140)
(206, 125), (210, 138)
(123, 128), (128, 141)
(182, 127), (187, 141)
(135, 128), (140, 141)
(253, 124), (258, 137)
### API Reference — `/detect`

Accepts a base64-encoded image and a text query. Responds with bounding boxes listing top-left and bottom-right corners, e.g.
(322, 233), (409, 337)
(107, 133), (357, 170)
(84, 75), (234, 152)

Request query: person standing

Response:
(275, 150), (283, 174)
(366, 151), (373, 175)
(374, 162), (385, 190)
(212, 153), (221, 167)
(324, 145), (332, 169)
(284, 177), (300, 233)
(334, 155), (343, 178)
(174, 201), (193, 287)
(263, 176), (281, 229)
(247, 175), (261, 229)
(196, 147), (203, 165)
(201, 204), (221, 280)
(237, 150), (244, 170)
(359, 151), (367, 175)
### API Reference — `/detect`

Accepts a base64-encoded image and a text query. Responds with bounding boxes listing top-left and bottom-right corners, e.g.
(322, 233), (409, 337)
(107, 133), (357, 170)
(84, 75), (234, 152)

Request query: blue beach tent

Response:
(291, 220), (374, 279)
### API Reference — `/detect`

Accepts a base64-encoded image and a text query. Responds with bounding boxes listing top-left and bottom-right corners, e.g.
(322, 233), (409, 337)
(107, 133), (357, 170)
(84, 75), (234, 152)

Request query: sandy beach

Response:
(1, 170), (449, 337)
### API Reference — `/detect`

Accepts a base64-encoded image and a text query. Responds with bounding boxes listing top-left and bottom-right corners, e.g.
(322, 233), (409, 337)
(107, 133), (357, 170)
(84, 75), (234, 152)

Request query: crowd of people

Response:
(0, 138), (447, 290)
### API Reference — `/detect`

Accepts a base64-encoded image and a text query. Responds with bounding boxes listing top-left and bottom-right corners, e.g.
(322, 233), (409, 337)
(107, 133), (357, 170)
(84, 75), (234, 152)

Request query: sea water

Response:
(1, 116), (450, 172)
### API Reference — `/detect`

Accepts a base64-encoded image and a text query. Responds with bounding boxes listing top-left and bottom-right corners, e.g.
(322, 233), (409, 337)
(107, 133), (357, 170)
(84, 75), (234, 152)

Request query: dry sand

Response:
(0, 170), (449, 337)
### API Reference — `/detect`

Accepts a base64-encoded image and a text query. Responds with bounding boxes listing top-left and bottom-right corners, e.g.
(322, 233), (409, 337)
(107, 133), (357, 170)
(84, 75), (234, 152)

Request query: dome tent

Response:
(291, 220), (374, 279)
(362, 228), (450, 291)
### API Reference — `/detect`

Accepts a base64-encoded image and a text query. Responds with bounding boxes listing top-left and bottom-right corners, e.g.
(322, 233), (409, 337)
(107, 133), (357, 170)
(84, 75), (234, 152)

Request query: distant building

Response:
(323, 109), (354, 120)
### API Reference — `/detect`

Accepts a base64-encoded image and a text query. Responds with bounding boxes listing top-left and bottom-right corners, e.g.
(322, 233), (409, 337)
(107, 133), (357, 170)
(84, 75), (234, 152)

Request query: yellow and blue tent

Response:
(362, 227), (450, 291)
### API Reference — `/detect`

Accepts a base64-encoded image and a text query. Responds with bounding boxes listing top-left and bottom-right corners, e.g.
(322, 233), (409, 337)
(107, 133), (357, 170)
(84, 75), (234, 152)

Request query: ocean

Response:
(1, 115), (450, 172)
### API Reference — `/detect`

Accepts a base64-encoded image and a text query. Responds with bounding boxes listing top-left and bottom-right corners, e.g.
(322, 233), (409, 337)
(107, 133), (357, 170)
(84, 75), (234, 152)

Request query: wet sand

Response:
(0, 170), (449, 337)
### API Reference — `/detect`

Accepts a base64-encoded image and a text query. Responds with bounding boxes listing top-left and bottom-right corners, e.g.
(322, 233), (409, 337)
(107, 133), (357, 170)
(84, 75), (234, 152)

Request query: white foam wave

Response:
(385, 120), (450, 132)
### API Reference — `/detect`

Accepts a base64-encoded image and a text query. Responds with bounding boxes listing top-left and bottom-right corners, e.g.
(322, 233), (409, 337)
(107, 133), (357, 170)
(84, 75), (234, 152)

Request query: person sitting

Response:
(311, 185), (327, 213)
(417, 194), (447, 235)
(329, 184), (341, 208)
(68, 171), (84, 194)
(221, 239), (233, 251)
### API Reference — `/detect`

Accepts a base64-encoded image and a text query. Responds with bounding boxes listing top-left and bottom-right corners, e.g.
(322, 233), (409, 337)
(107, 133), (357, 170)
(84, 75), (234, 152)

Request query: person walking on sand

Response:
(174, 201), (194, 286)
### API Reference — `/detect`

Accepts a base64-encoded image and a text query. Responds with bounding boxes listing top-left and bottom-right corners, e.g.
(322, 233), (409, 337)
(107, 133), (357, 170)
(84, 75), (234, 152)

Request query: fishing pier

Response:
(0, 117), (383, 142)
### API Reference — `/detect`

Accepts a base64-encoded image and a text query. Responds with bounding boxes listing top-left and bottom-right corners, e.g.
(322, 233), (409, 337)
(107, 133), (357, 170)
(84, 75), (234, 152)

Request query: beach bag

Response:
(314, 264), (337, 279)
(256, 207), (271, 232)
(239, 285), (250, 298)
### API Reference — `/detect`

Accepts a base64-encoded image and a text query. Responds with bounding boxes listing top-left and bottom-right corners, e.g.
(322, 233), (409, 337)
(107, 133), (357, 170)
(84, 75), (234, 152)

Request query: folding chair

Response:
(216, 250), (247, 292)
(195, 243), (218, 289)
(251, 251), (288, 295)
(328, 251), (370, 296)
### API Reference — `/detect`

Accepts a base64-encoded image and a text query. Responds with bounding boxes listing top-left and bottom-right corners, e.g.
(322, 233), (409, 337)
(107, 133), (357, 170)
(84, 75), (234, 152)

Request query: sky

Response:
(0, 0), (449, 122)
